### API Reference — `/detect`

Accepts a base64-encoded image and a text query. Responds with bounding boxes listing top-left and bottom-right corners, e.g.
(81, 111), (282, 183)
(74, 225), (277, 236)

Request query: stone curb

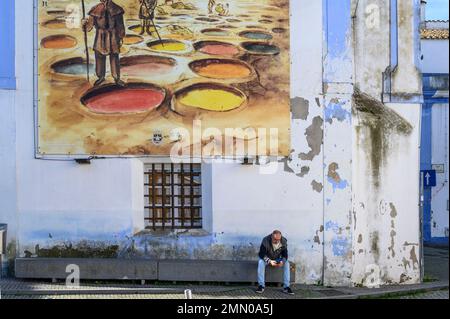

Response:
(318, 281), (449, 299)
(1, 282), (448, 298)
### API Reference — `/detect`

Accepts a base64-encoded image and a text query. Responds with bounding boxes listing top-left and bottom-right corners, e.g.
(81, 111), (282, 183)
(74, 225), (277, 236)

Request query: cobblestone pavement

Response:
(2, 289), (448, 299)
(0, 280), (328, 299)
(396, 289), (449, 299)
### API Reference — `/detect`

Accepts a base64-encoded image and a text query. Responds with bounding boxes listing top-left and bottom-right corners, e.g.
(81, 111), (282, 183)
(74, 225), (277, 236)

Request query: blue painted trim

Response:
(424, 97), (449, 104)
(423, 73), (449, 77)
(420, 103), (433, 242)
(390, 0), (398, 70)
(425, 237), (449, 246)
(422, 74), (449, 102)
(0, 0), (16, 90)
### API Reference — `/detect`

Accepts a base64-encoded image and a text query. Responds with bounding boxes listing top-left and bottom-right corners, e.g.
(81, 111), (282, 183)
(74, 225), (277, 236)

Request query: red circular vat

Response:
(80, 83), (166, 114)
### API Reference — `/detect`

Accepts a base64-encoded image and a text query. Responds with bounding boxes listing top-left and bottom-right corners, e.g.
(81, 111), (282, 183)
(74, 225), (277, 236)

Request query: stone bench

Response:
(15, 258), (296, 283)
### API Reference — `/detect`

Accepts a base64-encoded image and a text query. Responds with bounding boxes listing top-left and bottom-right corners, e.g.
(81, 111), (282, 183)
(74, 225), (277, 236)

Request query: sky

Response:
(426, 0), (449, 20)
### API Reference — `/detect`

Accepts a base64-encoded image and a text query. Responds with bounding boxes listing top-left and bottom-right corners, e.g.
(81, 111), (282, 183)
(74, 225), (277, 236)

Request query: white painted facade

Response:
(420, 17), (449, 243)
(421, 39), (449, 74)
(0, 0), (424, 286)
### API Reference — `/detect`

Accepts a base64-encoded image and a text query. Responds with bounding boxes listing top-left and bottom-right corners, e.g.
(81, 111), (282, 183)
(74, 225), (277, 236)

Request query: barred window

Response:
(144, 163), (202, 229)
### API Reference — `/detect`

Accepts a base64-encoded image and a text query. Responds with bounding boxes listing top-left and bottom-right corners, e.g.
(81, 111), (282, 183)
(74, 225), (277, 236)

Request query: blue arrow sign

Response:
(422, 170), (437, 188)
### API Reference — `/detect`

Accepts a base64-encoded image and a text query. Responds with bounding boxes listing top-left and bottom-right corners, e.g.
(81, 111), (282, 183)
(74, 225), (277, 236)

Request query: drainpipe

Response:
(420, 0), (427, 27)
(382, 0), (399, 103)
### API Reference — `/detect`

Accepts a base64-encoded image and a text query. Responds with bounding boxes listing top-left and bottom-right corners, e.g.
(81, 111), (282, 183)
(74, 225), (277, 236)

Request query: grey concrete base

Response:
(15, 258), (158, 280)
(15, 258), (295, 283)
(158, 260), (295, 283)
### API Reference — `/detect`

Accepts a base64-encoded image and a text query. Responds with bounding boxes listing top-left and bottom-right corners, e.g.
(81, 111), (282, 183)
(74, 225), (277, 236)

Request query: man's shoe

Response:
(115, 79), (126, 87)
(256, 285), (265, 294)
(94, 77), (105, 87)
(283, 287), (294, 295)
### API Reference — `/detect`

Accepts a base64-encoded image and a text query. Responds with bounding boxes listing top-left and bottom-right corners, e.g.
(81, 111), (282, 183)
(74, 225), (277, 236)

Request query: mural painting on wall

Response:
(37, 0), (290, 156)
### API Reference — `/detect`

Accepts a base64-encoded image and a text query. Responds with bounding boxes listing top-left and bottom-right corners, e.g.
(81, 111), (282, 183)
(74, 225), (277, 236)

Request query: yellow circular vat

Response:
(174, 83), (246, 114)
(147, 39), (188, 52)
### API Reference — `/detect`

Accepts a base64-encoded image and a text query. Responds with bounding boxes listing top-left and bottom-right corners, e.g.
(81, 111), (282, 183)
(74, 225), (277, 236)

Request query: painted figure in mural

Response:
(82, 0), (126, 87)
(215, 3), (229, 16)
(256, 230), (294, 295)
(208, 0), (216, 14)
(139, 0), (158, 36)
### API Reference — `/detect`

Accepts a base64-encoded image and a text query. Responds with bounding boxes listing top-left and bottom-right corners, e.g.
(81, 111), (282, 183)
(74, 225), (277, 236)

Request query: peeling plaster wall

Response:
(353, 0), (390, 99)
(391, 0), (422, 95)
(351, 0), (422, 285)
(0, 0), (423, 286)
(322, 0), (354, 286)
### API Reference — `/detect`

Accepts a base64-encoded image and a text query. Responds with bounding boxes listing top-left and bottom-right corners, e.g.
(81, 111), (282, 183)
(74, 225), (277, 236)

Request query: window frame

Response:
(144, 163), (203, 230)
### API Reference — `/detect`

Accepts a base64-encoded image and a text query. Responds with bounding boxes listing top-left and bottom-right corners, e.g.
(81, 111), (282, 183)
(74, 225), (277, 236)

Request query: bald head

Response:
(272, 230), (282, 244)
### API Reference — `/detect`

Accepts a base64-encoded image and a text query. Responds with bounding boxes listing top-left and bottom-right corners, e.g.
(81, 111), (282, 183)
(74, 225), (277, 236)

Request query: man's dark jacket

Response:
(258, 234), (288, 264)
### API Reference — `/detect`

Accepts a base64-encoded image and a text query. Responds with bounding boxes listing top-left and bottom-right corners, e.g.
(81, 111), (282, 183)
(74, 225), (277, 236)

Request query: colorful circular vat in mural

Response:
(195, 17), (220, 22)
(147, 39), (189, 53)
(189, 59), (253, 80)
(272, 27), (287, 34)
(240, 41), (280, 55)
(201, 28), (230, 37)
(120, 55), (177, 77)
(42, 19), (67, 29)
(80, 83), (166, 114)
(217, 24), (238, 29)
(128, 24), (160, 34)
(194, 41), (240, 56)
(239, 30), (273, 40)
(51, 57), (94, 76)
(46, 9), (66, 15)
(123, 34), (144, 45)
(41, 35), (77, 49)
(173, 83), (246, 114)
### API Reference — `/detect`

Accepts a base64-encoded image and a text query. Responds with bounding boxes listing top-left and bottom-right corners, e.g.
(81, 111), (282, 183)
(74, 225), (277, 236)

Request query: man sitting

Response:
(256, 230), (294, 295)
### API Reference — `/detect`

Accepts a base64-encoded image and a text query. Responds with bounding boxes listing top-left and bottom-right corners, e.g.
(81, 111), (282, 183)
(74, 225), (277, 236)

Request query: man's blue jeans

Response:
(257, 258), (290, 288)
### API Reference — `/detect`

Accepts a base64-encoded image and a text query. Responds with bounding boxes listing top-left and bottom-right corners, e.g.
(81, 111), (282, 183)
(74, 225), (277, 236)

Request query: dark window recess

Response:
(144, 163), (202, 229)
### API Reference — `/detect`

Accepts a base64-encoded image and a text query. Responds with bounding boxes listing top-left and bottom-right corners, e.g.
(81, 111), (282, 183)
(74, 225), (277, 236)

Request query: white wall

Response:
(11, 0), (144, 254)
(0, 90), (17, 252)
(431, 103), (449, 238)
(421, 40), (450, 74)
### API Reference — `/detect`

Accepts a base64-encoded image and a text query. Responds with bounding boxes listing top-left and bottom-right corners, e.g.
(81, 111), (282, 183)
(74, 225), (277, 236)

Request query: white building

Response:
(420, 7), (449, 246)
(0, 0), (424, 286)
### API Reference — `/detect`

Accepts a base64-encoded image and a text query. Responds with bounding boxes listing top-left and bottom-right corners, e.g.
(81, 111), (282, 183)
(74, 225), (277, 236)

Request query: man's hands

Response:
(269, 260), (284, 268)
(81, 18), (88, 31)
(82, 17), (94, 32)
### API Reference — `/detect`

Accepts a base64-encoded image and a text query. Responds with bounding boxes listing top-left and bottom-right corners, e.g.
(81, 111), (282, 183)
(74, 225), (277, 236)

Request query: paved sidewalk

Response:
(1, 246), (447, 299)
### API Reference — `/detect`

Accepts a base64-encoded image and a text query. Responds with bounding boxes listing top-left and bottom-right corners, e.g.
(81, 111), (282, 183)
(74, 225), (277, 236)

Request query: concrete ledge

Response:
(15, 258), (295, 283)
(158, 259), (295, 283)
(15, 258), (158, 280)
